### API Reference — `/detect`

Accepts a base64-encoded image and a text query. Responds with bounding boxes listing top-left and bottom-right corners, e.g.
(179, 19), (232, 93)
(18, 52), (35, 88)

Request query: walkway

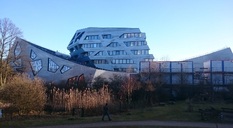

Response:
(34, 120), (233, 128)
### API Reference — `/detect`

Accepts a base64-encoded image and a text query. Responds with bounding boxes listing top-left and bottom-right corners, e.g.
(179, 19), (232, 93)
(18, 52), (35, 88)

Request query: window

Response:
(124, 41), (146, 47)
(84, 35), (99, 40)
(102, 34), (112, 39)
(82, 43), (102, 48)
(48, 58), (59, 73)
(30, 60), (42, 75)
(111, 59), (134, 64)
(131, 50), (149, 55)
(60, 65), (71, 74)
(14, 44), (21, 57)
(93, 59), (107, 64)
(120, 33), (142, 38)
(30, 50), (37, 60)
(107, 42), (120, 47)
(95, 51), (103, 56)
(107, 50), (127, 56)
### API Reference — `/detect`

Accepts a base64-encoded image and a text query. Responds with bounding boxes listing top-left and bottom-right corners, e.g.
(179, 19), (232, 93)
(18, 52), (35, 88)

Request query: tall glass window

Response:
(30, 60), (42, 75)
(48, 58), (59, 73)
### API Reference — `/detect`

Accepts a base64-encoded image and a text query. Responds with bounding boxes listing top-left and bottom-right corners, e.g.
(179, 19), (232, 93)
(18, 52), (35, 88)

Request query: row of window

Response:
(111, 59), (134, 64)
(71, 40), (147, 51)
(84, 35), (99, 40)
(93, 59), (108, 64)
(84, 50), (149, 56)
(84, 32), (142, 41)
(93, 59), (135, 64)
(30, 58), (71, 75)
(124, 41), (147, 47)
(84, 34), (112, 40)
(107, 50), (127, 56)
(131, 50), (149, 55)
(83, 49), (148, 57)
(107, 42), (120, 47)
(29, 49), (71, 75)
(120, 33), (142, 38)
(82, 43), (102, 48)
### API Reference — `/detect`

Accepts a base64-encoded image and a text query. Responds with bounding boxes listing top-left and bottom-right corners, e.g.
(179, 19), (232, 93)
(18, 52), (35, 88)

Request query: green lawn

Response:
(0, 101), (232, 128)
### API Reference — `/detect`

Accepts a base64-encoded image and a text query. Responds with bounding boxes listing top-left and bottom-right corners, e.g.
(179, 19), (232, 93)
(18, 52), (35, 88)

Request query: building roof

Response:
(185, 47), (233, 62)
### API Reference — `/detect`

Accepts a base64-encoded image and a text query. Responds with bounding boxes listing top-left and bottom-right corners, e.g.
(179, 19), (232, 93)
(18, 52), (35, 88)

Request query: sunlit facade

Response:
(67, 27), (154, 73)
(10, 38), (129, 85)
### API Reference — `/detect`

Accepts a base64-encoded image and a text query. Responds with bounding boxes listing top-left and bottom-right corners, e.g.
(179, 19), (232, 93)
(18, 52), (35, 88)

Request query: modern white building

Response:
(67, 27), (154, 73)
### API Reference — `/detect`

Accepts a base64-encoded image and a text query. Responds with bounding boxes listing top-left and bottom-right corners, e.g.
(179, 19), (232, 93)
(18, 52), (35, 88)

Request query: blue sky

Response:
(1, 0), (233, 60)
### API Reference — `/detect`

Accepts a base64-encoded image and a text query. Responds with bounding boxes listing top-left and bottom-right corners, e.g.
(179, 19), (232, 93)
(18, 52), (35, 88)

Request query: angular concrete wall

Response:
(10, 38), (130, 85)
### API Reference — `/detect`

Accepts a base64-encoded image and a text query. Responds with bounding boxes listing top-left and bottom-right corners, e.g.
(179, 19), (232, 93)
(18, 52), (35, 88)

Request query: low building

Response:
(139, 48), (233, 85)
(10, 37), (130, 85)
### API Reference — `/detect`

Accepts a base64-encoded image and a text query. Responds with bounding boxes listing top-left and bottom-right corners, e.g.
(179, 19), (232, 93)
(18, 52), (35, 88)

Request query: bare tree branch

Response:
(0, 18), (22, 86)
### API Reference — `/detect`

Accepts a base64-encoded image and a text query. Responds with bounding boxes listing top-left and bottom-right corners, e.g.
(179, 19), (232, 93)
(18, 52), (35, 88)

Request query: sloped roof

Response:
(185, 47), (233, 63)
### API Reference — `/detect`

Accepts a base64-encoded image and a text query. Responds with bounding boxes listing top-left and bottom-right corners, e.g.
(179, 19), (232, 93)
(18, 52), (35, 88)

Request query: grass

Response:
(0, 101), (232, 128)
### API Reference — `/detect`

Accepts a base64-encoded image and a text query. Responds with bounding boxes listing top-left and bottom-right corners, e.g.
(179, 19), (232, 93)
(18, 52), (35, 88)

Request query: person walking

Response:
(102, 103), (111, 121)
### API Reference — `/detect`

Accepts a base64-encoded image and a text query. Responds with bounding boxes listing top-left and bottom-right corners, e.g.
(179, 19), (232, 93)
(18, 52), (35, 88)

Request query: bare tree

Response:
(0, 18), (22, 86)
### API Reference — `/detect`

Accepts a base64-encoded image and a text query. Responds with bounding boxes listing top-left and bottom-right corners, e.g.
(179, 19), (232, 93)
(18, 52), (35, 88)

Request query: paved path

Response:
(34, 120), (233, 128)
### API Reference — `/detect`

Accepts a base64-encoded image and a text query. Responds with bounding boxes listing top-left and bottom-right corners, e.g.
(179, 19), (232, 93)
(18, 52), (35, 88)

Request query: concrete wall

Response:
(10, 38), (130, 85)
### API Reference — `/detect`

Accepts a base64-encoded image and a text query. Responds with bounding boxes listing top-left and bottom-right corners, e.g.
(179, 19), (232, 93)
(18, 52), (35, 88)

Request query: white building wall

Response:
(203, 60), (233, 85)
(68, 27), (154, 73)
(140, 61), (194, 85)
